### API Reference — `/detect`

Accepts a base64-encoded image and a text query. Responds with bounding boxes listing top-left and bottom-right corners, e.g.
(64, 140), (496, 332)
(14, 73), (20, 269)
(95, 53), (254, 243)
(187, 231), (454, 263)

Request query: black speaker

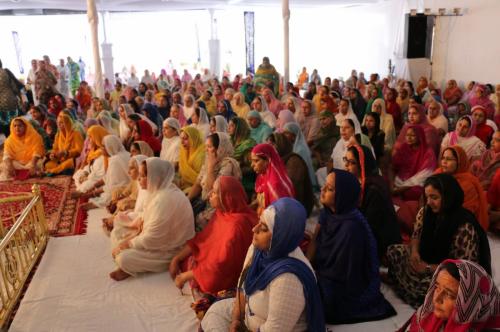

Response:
(405, 14), (435, 59)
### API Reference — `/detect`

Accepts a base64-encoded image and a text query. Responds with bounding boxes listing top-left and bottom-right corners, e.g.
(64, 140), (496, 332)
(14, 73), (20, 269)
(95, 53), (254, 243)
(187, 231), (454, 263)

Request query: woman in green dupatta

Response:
(228, 116), (256, 200)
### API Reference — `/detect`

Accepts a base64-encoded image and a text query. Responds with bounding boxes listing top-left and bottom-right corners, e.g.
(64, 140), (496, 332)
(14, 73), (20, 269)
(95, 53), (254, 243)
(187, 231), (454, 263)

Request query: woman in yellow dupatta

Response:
(45, 113), (84, 175)
(0, 117), (45, 180)
(72, 125), (109, 194)
(178, 126), (205, 193)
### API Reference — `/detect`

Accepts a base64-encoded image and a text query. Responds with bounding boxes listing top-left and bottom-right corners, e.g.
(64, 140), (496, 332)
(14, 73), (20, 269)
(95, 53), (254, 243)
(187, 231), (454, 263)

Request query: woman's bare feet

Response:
(109, 268), (131, 281)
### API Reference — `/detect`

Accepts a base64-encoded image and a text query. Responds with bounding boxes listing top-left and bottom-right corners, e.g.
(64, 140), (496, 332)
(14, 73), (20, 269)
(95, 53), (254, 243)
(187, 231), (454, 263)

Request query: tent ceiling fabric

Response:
(0, 0), (381, 12)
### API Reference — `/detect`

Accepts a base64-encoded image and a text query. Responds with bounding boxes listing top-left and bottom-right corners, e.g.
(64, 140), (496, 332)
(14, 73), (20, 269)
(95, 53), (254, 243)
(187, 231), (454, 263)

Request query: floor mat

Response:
(0, 175), (88, 237)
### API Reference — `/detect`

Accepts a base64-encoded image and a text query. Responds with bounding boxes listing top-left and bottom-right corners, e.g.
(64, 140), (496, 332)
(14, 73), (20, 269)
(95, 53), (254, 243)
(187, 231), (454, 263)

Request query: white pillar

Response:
(87, 0), (104, 98)
(282, 0), (290, 86)
(208, 9), (221, 79)
(101, 12), (115, 84)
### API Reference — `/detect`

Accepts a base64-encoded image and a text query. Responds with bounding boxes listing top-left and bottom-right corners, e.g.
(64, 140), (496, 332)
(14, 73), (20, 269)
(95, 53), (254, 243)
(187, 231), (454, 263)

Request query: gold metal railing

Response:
(0, 185), (49, 329)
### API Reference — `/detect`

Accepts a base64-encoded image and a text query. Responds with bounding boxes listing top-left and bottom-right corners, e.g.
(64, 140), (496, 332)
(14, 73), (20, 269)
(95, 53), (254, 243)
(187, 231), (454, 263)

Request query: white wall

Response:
(430, 0), (500, 86)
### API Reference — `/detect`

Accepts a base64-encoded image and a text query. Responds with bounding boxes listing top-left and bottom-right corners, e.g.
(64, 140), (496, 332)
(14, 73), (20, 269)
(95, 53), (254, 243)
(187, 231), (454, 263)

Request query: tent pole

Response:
(282, 0), (290, 87)
(87, 0), (104, 98)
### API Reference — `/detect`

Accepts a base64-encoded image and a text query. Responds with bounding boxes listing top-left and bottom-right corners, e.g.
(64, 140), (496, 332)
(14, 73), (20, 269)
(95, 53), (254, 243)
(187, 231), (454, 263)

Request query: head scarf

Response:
(283, 122), (317, 186)
(85, 125), (109, 165)
(252, 143), (295, 207)
(135, 120), (161, 154)
(450, 115), (477, 146)
(217, 100), (235, 122)
(244, 198), (325, 332)
(230, 117), (256, 160)
(144, 157), (175, 194)
(97, 111), (120, 136)
(247, 110), (273, 143)
(53, 113), (83, 155)
(211, 132), (235, 163)
(419, 174), (491, 273)
(435, 145), (489, 230)
(392, 124), (437, 181)
(163, 117), (180, 134)
(347, 144), (378, 202)
(179, 126), (206, 187)
(4, 117), (45, 165)
(118, 103), (134, 140)
(471, 135), (500, 186)
(132, 140), (155, 157)
(412, 259), (500, 332)
(276, 109), (297, 132)
(186, 175), (257, 294)
(212, 115), (228, 133)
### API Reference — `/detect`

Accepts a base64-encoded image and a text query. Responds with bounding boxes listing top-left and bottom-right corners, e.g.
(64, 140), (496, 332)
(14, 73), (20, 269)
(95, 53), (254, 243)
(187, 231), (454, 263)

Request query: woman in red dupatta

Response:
(471, 130), (500, 189)
(392, 124), (437, 201)
(169, 176), (257, 295)
(395, 104), (440, 157)
(132, 120), (161, 155)
(406, 259), (500, 332)
(469, 84), (496, 119)
(443, 79), (463, 106)
(471, 106), (495, 146)
(251, 143), (295, 215)
(435, 145), (489, 230)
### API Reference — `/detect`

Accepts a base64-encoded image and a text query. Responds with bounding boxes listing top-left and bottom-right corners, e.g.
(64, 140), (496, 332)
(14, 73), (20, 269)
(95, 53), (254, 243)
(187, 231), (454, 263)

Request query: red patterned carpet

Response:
(0, 175), (87, 237)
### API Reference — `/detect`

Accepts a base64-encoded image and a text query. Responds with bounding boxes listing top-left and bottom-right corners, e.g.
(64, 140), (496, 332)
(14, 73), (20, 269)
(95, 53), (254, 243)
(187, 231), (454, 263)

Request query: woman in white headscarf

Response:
(335, 98), (361, 134)
(190, 107), (210, 139)
(97, 110), (120, 137)
(110, 157), (195, 281)
(88, 135), (130, 209)
(118, 103), (134, 142)
(160, 117), (181, 167)
(210, 115), (228, 134)
(251, 95), (276, 129)
(362, 98), (396, 151)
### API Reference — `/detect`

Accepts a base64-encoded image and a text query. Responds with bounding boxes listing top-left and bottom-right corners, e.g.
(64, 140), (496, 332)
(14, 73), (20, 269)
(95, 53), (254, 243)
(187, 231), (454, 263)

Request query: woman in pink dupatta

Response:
(471, 130), (500, 189)
(441, 115), (486, 161)
(262, 87), (283, 117)
(392, 124), (437, 201)
(250, 143), (295, 215)
(469, 84), (496, 119)
(395, 104), (440, 156)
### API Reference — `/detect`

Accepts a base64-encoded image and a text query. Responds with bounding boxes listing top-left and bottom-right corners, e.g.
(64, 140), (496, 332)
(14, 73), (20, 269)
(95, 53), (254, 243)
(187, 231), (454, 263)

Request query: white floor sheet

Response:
(10, 208), (500, 332)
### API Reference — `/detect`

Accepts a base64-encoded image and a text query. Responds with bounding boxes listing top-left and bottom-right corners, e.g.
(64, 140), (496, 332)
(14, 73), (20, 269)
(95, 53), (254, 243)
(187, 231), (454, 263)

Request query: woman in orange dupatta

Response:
(45, 113), (84, 175)
(435, 145), (489, 230)
(169, 176), (257, 296)
(0, 117), (45, 180)
(178, 126), (205, 193)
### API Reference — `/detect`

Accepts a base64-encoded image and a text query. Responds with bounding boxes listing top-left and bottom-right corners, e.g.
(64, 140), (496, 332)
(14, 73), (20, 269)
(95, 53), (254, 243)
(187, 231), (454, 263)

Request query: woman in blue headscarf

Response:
(216, 99), (236, 123)
(283, 122), (318, 188)
(141, 103), (163, 136)
(201, 197), (325, 332)
(308, 169), (396, 324)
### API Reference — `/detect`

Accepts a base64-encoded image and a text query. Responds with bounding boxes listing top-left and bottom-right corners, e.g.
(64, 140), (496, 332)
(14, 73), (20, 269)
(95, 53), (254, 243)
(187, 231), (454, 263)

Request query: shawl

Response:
(418, 174), (491, 273)
(130, 158), (194, 252)
(276, 109), (297, 132)
(247, 111), (273, 143)
(427, 101), (449, 134)
(396, 104), (440, 156)
(283, 122), (317, 186)
(244, 198), (325, 332)
(443, 82), (463, 104)
(191, 107), (210, 139)
(314, 169), (396, 324)
(350, 88), (368, 122)
(296, 100), (321, 143)
(4, 117), (45, 165)
(97, 111), (120, 136)
(119, 104), (133, 141)
(392, 124), (437, 182)
(141, 103), (163, 134)
(444, 115), (486, 160)
(363, 98), (396, 150)
(471, 145), (500, 188)
(187, 176), (257, 294)
(350, 144), (401, 258)
(160, 136), (180, 164)
(136, 120), (161, 154)
(85, 125), (109, 166)
(132, 141), (154, 157)
(254, 95), (277, 129)
(179, 126), (205, 187)
(411, 259), (500, 332)
(263, 87), (283, 116)
(231, 93), (251, 119)
(101, 135), (131, 198)
(52, 114), (84, 158)
(230, 117), (256, 161)
(469, 85), (496, 119)
(212, 115), (228, 133)
(336, 100), (361, 134)
(471, 106), (494, 145)
(435, 146), (489, 230)
(252, 143), (295, 207)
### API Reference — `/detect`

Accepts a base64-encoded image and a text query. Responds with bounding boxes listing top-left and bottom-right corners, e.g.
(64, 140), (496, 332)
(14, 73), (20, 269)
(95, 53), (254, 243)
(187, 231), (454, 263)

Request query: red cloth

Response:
(435, 145), (489, 230)
(475, 123), (494, 146)
(187, 176), (257, 294)
(252, 143), (295, 207)
(488, 169), (500, 209)
(393, 124), (437, 181)
(136, 120), (161, 154)
(386, 100), (403, 130)
(396, 105), (441, 156)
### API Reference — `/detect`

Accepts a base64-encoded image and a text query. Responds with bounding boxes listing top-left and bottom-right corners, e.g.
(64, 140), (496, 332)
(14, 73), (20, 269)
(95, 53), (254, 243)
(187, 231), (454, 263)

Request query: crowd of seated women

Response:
(1, 62), (499, 331)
